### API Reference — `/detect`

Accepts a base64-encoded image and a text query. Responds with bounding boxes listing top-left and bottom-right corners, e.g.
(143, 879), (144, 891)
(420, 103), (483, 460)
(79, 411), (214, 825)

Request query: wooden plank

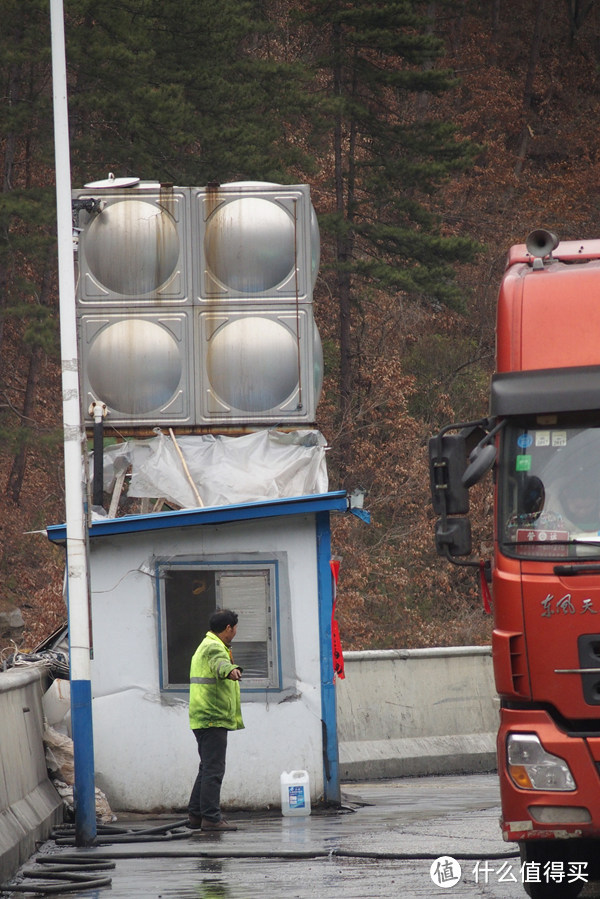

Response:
(108, 469), (126, 519)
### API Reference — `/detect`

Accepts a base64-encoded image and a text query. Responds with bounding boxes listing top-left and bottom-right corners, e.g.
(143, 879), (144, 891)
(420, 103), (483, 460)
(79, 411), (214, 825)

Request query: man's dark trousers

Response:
(189, 727), (228, 822)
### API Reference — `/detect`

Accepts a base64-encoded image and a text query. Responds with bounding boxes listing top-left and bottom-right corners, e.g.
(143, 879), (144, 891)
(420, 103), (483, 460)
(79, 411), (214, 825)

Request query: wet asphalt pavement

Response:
(3, 774), (600, 898)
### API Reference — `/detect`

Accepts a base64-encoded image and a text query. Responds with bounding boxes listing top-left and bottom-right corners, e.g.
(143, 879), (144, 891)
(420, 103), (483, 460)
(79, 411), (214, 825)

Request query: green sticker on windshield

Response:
(516, 454), (532, 471)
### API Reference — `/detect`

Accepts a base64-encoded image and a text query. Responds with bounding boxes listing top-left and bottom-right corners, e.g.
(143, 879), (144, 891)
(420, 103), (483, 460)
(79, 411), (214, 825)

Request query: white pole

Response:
(49, 0), (97, 845)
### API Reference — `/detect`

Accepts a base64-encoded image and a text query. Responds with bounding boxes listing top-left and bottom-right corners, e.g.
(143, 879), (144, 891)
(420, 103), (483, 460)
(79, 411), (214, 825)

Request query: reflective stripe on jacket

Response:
(189, 631), (244, 731)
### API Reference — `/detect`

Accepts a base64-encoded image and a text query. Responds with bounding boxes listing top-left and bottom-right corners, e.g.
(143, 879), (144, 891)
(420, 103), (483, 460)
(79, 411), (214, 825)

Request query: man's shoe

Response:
(201, 817), (238, 831)
(187, 814), (203, 829)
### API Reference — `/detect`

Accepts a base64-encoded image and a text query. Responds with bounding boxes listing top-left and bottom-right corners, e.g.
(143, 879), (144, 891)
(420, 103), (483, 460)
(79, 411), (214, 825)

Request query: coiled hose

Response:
(0, 857), (114, 894)
(0, 820), (189, 894)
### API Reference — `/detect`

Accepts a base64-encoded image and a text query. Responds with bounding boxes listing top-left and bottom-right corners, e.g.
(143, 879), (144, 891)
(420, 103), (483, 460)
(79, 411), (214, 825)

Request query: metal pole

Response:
(49, 0), (97, 846)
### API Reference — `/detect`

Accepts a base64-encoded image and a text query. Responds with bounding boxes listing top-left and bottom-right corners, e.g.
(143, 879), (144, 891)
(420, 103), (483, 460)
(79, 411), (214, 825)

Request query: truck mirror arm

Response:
(462, 419), (505, 488)
(462, 444), (497, 488)
(442, 545), (481, 569)
(432, 417), (492, 458)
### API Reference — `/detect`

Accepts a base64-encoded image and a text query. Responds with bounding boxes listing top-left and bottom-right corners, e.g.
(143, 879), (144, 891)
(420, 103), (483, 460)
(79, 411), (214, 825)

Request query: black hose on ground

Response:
(0, 862), (114, 894)
(34, 860), (115, 871)
(50, 819), (192, 846)
(48, 818), (520, 860)
(54, 832), (191, 845)
(26, 847), (521, 862)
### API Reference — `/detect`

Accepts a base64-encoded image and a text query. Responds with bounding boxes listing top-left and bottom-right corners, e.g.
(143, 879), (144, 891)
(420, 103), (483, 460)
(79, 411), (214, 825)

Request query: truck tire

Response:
(519, 841), (584, 899)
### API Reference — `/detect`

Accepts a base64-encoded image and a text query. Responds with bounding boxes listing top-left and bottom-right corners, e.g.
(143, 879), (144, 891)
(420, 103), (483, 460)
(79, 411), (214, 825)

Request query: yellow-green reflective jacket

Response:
(189, 631), (244, 731)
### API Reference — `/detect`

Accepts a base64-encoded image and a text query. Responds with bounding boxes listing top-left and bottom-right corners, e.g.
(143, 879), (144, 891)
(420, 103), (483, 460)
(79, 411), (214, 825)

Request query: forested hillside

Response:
(2, 0), (600, 651)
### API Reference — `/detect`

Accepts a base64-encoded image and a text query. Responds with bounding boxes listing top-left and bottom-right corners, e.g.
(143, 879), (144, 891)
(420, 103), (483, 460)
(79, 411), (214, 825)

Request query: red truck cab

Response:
(430, 231), (600, 899)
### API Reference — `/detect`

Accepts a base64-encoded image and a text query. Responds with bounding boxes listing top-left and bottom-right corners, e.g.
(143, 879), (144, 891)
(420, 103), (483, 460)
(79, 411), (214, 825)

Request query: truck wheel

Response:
(519, 842), (584, 899)
(523, 881), (583, 899)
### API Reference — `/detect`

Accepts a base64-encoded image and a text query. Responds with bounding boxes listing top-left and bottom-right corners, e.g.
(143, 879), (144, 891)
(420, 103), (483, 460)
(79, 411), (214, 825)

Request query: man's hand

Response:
(228, 668), (242, 681)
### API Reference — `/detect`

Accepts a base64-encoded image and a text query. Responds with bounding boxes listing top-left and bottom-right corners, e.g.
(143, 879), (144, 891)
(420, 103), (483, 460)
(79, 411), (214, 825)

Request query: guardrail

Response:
(0, 666), (63, 882)
(336, 646), (498, 780)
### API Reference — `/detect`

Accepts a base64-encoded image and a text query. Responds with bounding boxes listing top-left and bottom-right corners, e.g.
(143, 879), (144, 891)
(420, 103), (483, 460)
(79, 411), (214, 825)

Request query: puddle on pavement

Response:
(37, 855), (430, 899)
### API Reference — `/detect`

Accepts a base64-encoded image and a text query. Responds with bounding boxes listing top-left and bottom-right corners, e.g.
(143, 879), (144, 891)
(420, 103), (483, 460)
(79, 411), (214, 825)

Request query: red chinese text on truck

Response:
(429, 230), (600, 899)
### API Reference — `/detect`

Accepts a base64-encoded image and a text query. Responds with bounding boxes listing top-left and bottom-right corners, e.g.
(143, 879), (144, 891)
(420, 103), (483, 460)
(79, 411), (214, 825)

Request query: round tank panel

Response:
(313, 321), (323, 406)
(310, 206), (320, 290)
(204, 198), (295, 294)
(87, 319), (182, 414)
(206, 317), (299, 412)
(85, 200), (180, 296)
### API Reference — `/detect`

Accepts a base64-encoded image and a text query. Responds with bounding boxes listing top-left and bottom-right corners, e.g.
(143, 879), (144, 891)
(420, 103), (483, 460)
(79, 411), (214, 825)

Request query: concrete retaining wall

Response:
(336, 646), (499, 780)
(0, 667), (63, 883)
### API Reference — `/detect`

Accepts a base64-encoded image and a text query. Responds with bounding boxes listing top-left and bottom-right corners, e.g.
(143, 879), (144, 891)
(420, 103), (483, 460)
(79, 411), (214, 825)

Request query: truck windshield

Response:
(499, 416), (600, 559)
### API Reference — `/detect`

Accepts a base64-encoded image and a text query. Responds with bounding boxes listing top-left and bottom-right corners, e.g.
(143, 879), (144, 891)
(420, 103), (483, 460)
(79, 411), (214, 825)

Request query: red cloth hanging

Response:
(330, 560), (345, 679)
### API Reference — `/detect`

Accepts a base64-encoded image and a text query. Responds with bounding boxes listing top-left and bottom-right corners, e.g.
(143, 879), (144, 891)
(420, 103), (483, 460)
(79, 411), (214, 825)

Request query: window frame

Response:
(156, 557), (281, 694)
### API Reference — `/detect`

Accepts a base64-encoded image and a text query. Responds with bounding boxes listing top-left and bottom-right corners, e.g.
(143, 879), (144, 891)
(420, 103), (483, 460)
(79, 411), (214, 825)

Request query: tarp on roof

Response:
(97, 429), (328, 510)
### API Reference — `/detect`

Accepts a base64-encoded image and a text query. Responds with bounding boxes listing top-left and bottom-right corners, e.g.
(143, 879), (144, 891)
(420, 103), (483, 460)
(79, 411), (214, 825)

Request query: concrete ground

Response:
(1, 774), (600, 899)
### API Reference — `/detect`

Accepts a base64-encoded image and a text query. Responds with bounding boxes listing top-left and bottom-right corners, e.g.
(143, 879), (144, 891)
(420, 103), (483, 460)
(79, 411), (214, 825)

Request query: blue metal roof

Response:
(46, 491), (349, 544)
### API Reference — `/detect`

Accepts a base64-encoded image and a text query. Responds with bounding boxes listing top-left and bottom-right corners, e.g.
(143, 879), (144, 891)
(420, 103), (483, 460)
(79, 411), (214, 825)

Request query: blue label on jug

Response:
(288, 786), (305, 808)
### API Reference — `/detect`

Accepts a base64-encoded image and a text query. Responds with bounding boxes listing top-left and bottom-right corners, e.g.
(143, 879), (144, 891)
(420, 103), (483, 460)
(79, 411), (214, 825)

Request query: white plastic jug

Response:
(280, 770), (311, 816)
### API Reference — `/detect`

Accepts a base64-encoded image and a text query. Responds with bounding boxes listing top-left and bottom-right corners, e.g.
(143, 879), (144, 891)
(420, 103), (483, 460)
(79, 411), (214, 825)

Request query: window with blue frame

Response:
(157, 560), (280, 692)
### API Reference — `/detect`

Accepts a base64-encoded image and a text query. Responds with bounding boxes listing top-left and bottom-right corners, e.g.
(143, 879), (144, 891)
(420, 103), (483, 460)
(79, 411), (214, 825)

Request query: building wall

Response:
(86, 514), (327, 811)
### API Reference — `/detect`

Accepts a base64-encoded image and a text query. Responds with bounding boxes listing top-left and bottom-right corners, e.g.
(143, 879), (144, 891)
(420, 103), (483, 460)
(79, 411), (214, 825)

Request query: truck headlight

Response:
(507, 734), (576, 791)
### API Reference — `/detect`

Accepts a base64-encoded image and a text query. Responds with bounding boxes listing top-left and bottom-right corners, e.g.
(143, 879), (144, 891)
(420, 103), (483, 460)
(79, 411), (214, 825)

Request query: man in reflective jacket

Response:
(188, 608), (244, 831)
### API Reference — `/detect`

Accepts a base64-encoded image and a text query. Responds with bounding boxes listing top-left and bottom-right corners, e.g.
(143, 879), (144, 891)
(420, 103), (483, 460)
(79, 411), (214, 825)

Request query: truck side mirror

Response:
(434, 517), (472, 557)
(428, 434), (470, 515)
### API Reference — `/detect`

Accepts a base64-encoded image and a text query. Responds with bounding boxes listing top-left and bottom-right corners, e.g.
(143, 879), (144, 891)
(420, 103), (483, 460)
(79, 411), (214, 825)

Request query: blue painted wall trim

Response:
(316, 510), (340, 805)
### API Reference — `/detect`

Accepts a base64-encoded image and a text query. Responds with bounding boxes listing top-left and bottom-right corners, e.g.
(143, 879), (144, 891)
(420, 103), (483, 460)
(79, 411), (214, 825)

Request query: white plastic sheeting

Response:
(99, 429), (328, 510)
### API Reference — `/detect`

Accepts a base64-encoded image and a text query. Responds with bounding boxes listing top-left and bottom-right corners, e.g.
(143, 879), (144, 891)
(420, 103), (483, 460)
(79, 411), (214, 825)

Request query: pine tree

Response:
(294, 0), (480, 475)
(65, 0), (190, 183)
(65, 0), (308, 185)
(0, 0), (60, 503)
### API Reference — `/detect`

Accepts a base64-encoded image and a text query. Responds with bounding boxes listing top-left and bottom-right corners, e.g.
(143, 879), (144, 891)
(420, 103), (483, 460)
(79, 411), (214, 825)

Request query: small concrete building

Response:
(47, 491), (348, 813)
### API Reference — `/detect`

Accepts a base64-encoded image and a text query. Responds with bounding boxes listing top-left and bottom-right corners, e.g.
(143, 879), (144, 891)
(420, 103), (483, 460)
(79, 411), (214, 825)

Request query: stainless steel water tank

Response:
(75, 182), (322, 425)
(86, 318), (183, 414)
(84, 199), (180, 296)
(204, 197), (295, 294)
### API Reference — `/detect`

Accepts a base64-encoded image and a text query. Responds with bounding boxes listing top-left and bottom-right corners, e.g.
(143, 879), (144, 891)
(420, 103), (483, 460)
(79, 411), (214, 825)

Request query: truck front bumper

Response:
(498, 707), (600, 842)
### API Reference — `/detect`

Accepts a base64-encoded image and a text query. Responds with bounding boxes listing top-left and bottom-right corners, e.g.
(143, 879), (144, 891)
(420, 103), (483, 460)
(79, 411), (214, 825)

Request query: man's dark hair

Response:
(209, 608), (238, 633)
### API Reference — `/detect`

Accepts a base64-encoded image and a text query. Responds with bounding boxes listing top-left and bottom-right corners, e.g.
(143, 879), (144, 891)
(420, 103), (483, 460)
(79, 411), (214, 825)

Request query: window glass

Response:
(499, 416), (600, 559)
(163, 569), (215, 685)
(218, 572), (270, 679)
